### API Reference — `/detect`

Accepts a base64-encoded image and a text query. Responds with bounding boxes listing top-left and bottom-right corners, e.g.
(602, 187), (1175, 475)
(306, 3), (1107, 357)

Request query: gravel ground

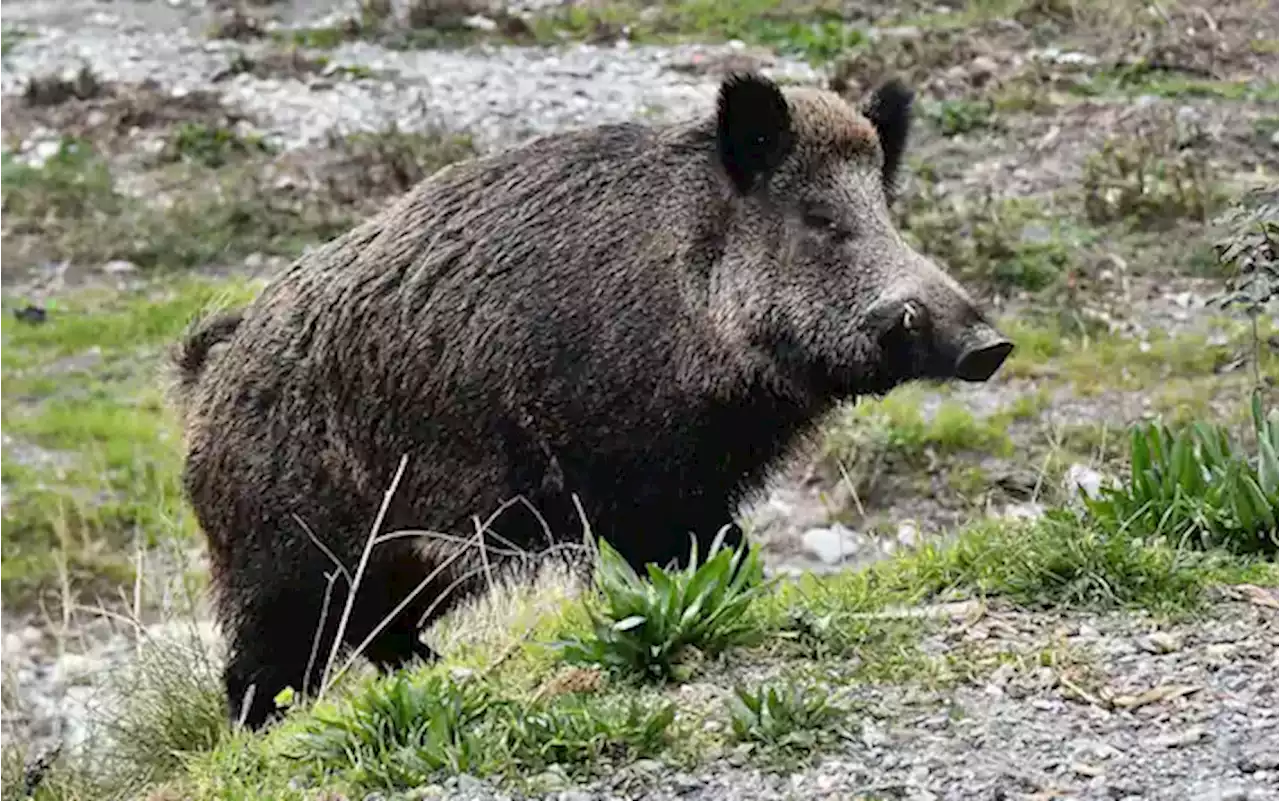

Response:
(325, 594), (1280, 801)
(1, 2), (1277, 798)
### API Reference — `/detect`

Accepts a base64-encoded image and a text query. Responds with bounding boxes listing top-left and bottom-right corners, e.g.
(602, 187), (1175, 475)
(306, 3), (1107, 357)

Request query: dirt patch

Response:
(2, 77), (247, 157)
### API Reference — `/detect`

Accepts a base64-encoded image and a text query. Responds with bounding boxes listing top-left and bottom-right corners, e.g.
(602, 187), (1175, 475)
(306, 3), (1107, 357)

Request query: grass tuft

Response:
(726, 682), (849, 759)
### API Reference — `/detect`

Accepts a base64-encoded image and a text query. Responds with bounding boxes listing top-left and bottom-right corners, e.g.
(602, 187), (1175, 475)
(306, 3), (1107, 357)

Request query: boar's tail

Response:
(167, 311), (243, 412)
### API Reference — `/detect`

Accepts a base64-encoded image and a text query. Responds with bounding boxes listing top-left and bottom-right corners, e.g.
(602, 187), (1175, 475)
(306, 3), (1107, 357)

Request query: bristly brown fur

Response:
(175, 73), (1009, 729)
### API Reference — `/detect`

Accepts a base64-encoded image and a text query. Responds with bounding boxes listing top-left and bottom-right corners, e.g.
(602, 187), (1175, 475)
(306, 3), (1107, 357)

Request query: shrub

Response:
(1084, 393), (1279, 557)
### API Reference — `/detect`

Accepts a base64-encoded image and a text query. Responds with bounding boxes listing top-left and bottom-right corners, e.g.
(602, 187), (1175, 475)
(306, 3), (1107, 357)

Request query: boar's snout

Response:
(954, 326), (1014, 382)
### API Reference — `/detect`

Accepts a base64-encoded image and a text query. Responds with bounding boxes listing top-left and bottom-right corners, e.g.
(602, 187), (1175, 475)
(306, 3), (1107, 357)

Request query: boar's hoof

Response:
(954, 339), (1014, 382)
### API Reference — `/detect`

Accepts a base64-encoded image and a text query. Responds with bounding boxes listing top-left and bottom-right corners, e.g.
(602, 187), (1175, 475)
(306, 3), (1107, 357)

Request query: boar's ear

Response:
(862, 79), (913, 204)
(716, 73), (794, 195)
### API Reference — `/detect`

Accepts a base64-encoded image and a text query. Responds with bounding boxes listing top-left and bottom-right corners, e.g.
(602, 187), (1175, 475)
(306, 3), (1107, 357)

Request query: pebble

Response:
(1064, 463), (1111, 501)
(801, 524), (861, 565)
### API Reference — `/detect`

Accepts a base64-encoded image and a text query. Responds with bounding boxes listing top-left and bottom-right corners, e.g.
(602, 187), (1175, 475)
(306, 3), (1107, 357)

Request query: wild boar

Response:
(171, 72), (1013, 728)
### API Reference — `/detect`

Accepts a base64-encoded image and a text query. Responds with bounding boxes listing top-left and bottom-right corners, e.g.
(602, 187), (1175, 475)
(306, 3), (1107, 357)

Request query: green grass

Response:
(1, 137), (353, 272)
(0, 277), (263, 604)
(163, 122), (276, 169)
(822, 384), (1014, 471)
(900, 187), (1077, 295)
(725, 681), (850, 767)
(1, 24), (28, 58)
(1071, 68), (1280, 103)
(18, 503), (1272, 799)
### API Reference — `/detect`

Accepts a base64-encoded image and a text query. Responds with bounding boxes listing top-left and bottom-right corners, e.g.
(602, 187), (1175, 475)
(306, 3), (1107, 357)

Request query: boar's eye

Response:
(802, 205), (851, 240)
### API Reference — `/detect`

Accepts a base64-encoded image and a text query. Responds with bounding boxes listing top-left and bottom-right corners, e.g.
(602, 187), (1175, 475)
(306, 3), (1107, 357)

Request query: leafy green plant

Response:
(923, 99), (998, 136)
(288, 673), (493, 790)
(287, 669), (677, 791)
(1210, 189), (1278, 319)
(557, 529), (770, 681)
(1084, 394), (1279, 557)
(726, 683), (847, 754)
(501, 694), (676, 773)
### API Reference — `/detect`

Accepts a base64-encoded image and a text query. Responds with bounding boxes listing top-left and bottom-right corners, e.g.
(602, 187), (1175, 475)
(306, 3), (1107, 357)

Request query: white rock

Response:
(1002, 501), (1045, 522)
(801, 525), (860, 565)
(1064, 463), (1110, 501)
(101, 259), (137, 275)
(896, 519), (922, 549)
(463, 15), (498, 32)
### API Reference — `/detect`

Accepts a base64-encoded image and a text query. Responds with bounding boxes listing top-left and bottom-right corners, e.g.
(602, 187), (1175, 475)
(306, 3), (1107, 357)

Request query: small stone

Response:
(1237, 747), (1280, 773)
(1106, 780), (1145, 799)
(801, 524), (860, 565)
(896, 519), (921, 549)
(1150, 726), (1208, 749)
(19, 626), (45, 648)
(101, 259), (137, 275)
(449, 667), (474, 682)
(463, 15), (498, 32)
(968, 55), (999, 81)
(1138, 631), (1181, 654)
(1076, 623), (1101, 639)
(1002, 501), (1045, 522)
(532, 769), (567, 791)
(860, 721), (888, 748)
(1193, 785), (1254, 801)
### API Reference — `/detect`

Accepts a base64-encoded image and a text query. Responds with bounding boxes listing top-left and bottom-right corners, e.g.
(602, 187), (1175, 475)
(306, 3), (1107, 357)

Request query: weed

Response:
(900, 184), (1074, 295)
(1082, 116), (1218, 229)
(821, 387), (1013, 479)
(163, 122), (275, 169)
(896, 510), (1273, 612)
(406, 0), (491, 30)
(726, 682), (848, 758)
(500, 693), (676, 775)
(287, 671), (674, 791)
(922, 98), (998, 136)
(316, 125), (476, 207)
(86, 633), (228, 794)
(556, 530), (769, 681)
(1, 138), (352, 272)
(22, 65), (105, 107)
(2, 25), (29, 58)
(288, 672), (493, 789)
(1210, 189), (1279, 318)
(1085, 394), (1279, 557)
(1, 137), (118, 222)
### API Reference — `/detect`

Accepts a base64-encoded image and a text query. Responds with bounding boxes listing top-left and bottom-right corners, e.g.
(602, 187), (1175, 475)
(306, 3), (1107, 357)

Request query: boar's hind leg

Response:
(351, 551), (446, 672)
(222, 553), (444, 730)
